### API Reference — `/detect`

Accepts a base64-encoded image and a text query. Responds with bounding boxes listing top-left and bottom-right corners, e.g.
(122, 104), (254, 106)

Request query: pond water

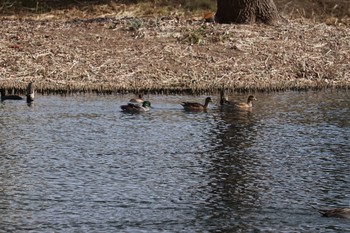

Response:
(0, 91), (349, 232)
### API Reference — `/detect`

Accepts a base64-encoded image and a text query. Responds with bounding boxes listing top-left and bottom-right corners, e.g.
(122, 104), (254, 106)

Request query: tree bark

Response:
(215, 0), (284, 25)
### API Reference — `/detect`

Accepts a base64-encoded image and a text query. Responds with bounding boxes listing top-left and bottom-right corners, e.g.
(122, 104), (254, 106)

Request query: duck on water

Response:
(318, 208), (350, 219)
(129, 94), (144, 103)
(0, 89), (23, 101)
(220, 89), (256, 111)
(181, 97), (212, 112)
(1, 82), (35, 103)
(121, 101), (151, 113)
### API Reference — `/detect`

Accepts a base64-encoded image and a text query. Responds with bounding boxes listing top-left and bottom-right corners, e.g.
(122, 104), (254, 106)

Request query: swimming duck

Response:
(318, 208), (350, 219)
(129, 94), (144, 103)
(121, 101), (151, 113)
(26, 82), (35, 103)
(220, 90), (256, 111)
(181, 97), (212, 112)
(0, 89), (23, 102)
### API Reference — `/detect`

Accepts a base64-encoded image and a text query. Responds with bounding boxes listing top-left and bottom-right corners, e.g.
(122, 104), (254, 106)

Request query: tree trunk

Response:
(215, 0), (284, 25)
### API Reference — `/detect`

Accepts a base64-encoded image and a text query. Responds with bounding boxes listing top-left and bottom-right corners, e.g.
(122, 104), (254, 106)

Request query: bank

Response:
(1, 11), (349, 95)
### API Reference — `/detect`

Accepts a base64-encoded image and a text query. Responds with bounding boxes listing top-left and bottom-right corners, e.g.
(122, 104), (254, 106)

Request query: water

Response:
(0, 91), (349, 232)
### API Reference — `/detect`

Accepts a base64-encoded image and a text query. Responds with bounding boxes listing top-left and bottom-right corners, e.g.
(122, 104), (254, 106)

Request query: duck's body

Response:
(220, 90), (256, 111)
(129, 94), (144, 103)
(318, 208), (350, 219)
(121, 101), (151, 113)
(1, 89), (23, 102)
(181, 97), (212, 112)
(26, 82), (35, 103)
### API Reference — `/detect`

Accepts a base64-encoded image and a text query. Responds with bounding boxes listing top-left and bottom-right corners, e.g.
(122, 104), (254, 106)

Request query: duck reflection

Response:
(199, 97), (264, 227)
(218, 99), (257, 149)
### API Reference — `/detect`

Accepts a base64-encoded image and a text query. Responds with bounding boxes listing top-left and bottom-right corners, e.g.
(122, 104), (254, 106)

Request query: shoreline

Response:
(1, 15), (349, 94)
(0, 80), (348, 96)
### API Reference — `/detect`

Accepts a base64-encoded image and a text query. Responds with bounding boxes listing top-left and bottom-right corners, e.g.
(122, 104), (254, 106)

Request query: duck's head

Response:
(248, 96), (257, 102)
(142, 101), (151, 108)
(205, 97), (212, 103)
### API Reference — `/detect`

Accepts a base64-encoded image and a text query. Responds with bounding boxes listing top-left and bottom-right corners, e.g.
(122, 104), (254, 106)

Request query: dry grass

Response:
(277, 0), (349, 20)
(0, 2), (349, 94)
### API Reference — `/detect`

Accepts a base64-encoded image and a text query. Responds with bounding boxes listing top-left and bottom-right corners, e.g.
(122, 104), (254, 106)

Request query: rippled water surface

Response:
(1, 91), (350, 232)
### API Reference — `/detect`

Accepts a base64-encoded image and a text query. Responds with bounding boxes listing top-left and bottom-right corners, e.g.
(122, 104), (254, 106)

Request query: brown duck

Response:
(318, 208), (350, 219)
(220, 90), (256, 111)
(181, 97), (212, 112)
(129, 94), (144, 103)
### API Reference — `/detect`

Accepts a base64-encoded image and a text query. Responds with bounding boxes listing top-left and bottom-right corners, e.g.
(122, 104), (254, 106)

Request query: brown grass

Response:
(277, 0), (349, 20)
(0, 1), (349, 94)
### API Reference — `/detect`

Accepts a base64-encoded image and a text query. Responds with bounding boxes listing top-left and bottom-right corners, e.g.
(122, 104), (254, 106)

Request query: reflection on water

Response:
(0, 91), (349, 232)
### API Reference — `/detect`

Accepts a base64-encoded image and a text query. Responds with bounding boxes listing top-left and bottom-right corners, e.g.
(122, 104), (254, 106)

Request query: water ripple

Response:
(0, 92), (350, 232)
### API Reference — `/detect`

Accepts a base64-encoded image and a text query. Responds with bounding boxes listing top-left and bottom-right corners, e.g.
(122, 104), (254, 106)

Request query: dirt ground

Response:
(0, 5), (349, 94)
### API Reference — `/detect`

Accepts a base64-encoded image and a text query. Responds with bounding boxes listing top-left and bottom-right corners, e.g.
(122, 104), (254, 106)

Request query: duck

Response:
(220, 90), (256, 111)
(0, 89), (23, 102)
(26, 82), (35, 103)
(121, 101), (151, 113)
(181, 97), (212, 112)
(318, 208), (350, 219)
(129, 94), (144, 103)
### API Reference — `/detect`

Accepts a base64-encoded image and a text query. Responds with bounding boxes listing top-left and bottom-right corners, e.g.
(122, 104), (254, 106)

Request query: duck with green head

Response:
(121, 101), (151, 113)
(181, 97), (212, 112)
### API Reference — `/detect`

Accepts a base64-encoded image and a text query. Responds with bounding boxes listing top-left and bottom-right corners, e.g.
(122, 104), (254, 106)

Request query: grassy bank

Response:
(0, 1), (349, 94)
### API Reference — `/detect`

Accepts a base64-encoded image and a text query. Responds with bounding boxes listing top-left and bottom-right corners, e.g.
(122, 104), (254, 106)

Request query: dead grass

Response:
(0, 2), (349, 94)
(277, 0), (349, 20)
